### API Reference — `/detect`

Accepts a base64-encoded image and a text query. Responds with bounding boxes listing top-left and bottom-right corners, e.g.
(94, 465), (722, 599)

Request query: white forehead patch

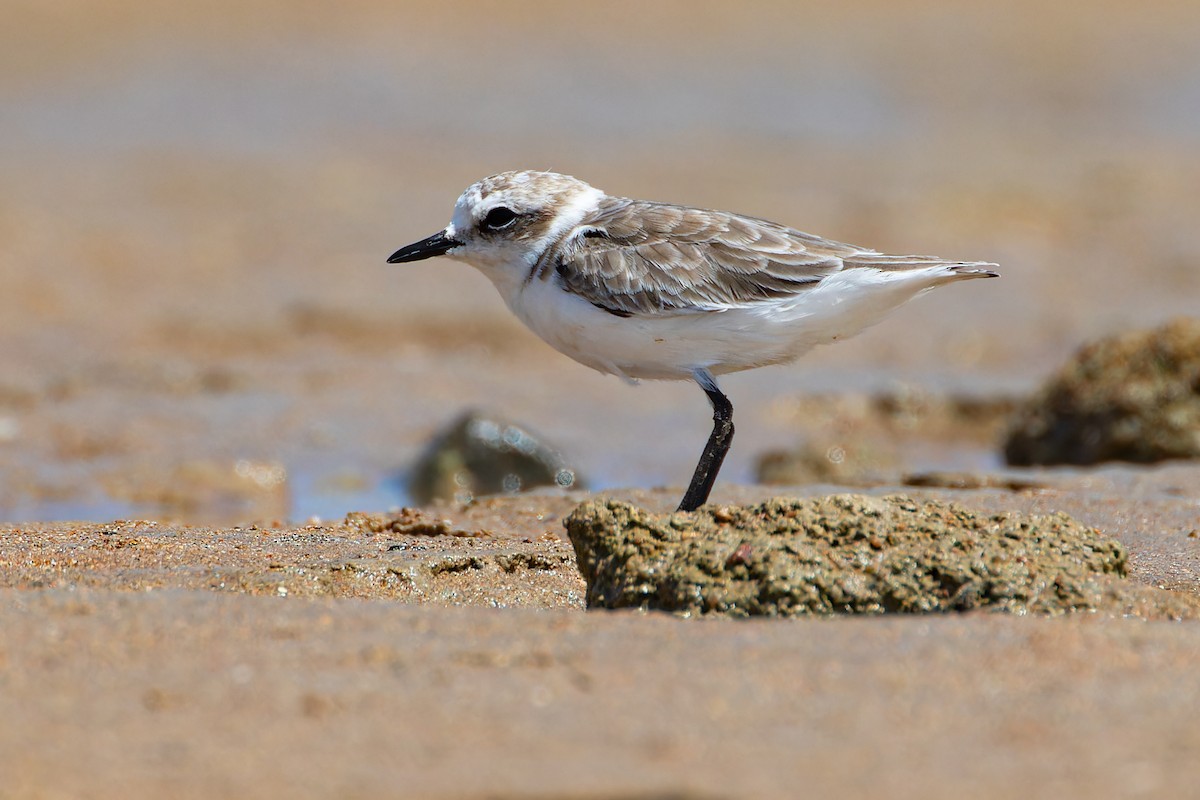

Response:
(451, 184), (484, 233)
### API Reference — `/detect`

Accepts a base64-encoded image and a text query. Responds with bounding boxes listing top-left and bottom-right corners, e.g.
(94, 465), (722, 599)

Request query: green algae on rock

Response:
(564, 495), (1137, 617)
(1005, 317), (1200, 466)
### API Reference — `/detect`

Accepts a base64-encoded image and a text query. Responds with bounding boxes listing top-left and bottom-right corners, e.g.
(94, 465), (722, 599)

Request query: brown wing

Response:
(544, 197), (856, 317)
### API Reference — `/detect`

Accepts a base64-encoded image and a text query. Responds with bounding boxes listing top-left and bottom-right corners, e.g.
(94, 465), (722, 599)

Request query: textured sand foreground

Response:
(4, 471), (1200, 799)
(3, 591), (1200, 799)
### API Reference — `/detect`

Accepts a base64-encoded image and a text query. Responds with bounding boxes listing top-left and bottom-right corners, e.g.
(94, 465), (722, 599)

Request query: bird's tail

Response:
(946, 261), (1001, 279)
(845, 252), (1000, 280)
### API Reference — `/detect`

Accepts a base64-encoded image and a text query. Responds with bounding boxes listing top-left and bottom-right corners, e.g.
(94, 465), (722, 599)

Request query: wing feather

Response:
(547, 197), (846, 316)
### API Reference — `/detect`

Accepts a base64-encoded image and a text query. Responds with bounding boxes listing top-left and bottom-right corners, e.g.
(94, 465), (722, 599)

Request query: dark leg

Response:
(677, 369), (735, 512)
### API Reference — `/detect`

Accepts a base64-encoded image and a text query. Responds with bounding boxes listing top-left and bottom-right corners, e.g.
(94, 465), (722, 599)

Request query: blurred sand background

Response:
(4, 0), (1200, 521)
(2, 2), (1200, 798)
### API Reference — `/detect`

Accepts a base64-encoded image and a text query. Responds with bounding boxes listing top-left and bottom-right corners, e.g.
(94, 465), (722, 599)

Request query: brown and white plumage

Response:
(389, 170), (998, 510)
(543, 195), (995, 317)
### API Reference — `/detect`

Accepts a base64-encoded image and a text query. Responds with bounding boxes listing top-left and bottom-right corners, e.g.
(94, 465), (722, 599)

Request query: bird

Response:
(388, 170), (998, 512)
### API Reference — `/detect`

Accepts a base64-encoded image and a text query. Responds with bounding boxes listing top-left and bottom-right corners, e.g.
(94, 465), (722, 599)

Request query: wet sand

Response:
(3, 1), (1200, 796)
(5, 470), (1200, 798)
(6, 593), (1200, 799)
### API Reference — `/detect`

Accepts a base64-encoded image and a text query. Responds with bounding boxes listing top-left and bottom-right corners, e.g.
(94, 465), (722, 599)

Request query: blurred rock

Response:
(758, 387), (1019, 487)
(1005, 318), (1200, 465)
(902, 470), (1048, 491)
(768, 386), (1017, 443)
(101, 459), (289, 523)
(563, 495), (1194, 618)
(756, 438), (898, 487)
(409, 410), (584, 505)
(870, 384), (1019, 437)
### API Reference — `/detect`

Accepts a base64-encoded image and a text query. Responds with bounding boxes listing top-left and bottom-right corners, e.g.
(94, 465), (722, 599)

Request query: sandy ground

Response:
(4, 471), (1200, 798)
(5, 593), (1200, 799)
(3, 1), (1200, 797)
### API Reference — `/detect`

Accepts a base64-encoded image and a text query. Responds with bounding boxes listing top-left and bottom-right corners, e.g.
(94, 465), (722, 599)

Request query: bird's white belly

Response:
(504, 268), (951, 381)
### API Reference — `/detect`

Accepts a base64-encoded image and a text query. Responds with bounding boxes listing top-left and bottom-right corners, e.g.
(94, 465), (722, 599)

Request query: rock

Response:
(902, 471), (1048, 491)
(756, 439), (899, 487)
(769, 387), (1018, 443)
(562, 494), (1178, 618)
(409, 410), (584, 504)
(757, 388), (1018, 487)
(1004, 318), (1200, 465)
(101, 459), (289, 523)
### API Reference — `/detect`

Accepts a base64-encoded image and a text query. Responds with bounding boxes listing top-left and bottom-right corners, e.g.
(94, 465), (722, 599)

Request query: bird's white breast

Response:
(499, 264), (965, 381)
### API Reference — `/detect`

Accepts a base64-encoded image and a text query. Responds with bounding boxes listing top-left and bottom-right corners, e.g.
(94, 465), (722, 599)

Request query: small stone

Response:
(408, 410), (586, 504)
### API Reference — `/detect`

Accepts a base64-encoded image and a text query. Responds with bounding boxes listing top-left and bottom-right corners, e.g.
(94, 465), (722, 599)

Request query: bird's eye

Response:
(482, 207), (518, 230)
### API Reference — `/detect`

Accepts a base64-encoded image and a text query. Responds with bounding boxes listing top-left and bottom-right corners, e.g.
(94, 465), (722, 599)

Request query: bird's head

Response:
(388, 171), (603, 286)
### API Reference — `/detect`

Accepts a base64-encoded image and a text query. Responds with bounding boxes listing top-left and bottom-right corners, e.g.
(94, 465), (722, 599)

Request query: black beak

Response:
(387, 230), (462, 263)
